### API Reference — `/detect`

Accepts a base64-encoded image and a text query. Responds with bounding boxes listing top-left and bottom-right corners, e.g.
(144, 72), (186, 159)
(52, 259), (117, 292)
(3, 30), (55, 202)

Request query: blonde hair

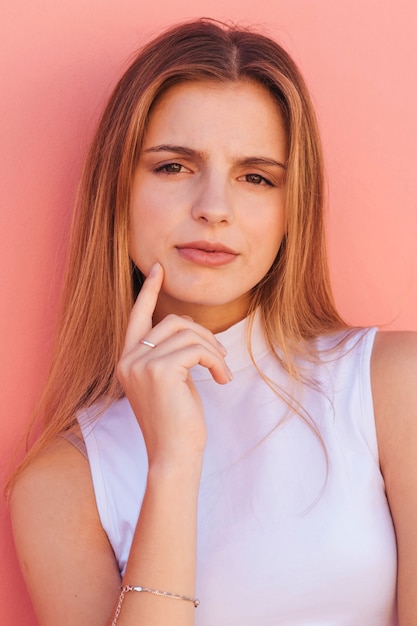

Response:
(8, 18), (346, 488)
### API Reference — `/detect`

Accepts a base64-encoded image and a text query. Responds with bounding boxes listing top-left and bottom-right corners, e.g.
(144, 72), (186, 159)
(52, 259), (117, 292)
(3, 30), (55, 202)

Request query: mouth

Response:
(175, 241), (239, 267)
(178, 241), (237, 253)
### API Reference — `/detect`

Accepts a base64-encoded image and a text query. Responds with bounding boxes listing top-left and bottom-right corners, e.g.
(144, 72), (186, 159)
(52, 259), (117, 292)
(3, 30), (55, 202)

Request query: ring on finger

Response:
(139, 338), (157, 349)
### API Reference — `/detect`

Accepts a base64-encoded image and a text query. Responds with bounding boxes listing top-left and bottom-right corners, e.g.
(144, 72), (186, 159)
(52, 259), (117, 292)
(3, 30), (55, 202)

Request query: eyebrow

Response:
(142, 144), (287, 170)
(238, 156), (287, 171)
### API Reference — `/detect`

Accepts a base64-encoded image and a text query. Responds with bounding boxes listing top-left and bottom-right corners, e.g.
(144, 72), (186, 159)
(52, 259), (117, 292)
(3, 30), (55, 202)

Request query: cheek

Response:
(251, 212), (286, 256)
(129, 199), (175, 278)
(128, 207), (153, 269)
(130, 185), (159, 239)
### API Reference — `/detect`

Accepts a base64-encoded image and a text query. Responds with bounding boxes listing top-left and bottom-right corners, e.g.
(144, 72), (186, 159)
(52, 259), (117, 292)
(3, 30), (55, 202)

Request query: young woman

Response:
(8, 18), (417, 626)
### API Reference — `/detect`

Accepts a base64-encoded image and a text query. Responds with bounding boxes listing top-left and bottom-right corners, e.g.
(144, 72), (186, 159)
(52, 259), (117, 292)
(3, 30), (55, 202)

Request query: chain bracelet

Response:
(111, 586), (126, 626)
(111, 585), (200, 624)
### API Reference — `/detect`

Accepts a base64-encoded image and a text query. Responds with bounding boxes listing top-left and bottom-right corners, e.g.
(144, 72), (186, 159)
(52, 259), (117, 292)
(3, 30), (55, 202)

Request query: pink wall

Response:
(1, 2), (416, 622)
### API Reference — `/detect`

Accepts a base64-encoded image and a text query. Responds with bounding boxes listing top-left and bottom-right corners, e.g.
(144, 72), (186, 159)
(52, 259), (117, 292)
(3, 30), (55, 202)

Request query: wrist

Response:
(147, 456), (203, 488)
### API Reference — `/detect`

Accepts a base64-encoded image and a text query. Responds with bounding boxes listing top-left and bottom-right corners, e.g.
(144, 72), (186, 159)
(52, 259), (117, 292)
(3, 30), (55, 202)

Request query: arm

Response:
(11, 263), (231, 625)
(372, 330), (417, 625)
(11, 427), (202, 626)
(10, 436), (121, 625)
(113, 262), (230, 625)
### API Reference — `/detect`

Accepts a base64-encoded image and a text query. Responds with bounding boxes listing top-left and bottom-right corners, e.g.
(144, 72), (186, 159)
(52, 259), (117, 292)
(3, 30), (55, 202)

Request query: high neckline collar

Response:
(191, 310), (269, 381)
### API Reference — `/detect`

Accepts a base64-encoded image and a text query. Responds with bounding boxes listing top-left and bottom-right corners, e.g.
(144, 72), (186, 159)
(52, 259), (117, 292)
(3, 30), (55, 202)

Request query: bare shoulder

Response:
(371, 329), (417, 468)
(11, 434), (120, 625)
(11, 429), (93, 529)
(372, 329), (417, 377)
(371, 331), (417, 622)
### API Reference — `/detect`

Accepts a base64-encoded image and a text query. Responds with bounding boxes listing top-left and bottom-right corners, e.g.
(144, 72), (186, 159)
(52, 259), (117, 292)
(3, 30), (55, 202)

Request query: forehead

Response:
(143, 79), (287, 158)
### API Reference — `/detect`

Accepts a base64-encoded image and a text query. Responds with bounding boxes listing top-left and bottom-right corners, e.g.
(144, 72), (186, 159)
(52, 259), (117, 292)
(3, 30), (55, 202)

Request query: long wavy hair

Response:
(8, 18), (347, 488)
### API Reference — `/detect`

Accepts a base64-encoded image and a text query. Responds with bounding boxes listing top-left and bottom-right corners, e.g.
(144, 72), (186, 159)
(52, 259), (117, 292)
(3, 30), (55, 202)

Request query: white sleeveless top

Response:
(78, 315), (398, 625)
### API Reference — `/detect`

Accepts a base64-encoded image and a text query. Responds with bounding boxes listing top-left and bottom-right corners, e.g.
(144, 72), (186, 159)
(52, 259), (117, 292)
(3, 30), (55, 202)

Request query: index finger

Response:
(123, 262), (164, 352)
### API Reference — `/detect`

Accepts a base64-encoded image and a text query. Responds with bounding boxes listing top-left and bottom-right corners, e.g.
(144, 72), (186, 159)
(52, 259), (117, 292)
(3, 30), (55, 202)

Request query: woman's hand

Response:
(117, 263), (231, 470)
(116, 264), (226, 624)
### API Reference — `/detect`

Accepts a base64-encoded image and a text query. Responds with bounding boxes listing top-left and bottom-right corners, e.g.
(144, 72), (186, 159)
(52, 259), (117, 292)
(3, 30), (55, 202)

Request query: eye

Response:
(155, 162), (186, 174)
(243, 173), (273, 186)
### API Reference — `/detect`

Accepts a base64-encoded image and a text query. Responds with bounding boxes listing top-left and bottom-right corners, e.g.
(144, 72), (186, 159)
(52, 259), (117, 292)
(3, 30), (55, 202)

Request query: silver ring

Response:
(139, 339), (157, 349)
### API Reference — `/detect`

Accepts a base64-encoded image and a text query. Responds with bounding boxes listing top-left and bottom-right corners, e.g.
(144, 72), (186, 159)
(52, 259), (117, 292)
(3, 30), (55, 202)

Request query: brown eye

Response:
(246, 174), (262, 184)
(155, 162), (185, 174)
(245, 173), (272, 186)
(164, 163), (183, 173)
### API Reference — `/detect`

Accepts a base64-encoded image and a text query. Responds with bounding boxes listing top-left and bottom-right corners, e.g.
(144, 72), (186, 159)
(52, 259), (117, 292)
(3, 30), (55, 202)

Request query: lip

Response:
(176, 241), (239, 267)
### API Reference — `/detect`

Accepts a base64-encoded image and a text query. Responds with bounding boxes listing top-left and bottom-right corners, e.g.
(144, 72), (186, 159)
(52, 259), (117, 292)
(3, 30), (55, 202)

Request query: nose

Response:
(191, 172), (234, 224)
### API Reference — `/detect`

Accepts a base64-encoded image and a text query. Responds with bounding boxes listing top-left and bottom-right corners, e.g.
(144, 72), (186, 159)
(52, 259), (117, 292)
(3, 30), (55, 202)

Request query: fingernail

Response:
(226, 365), (233, 381)
(149, 262), (161, 277)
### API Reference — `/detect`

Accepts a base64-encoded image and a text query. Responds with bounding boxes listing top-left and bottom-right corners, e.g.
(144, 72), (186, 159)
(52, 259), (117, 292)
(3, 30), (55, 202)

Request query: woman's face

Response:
(130, 79), (287, 331)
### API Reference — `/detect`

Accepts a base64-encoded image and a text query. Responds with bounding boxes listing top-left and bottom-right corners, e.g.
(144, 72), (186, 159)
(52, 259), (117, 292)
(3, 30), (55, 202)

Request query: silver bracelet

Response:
(111, 584), (200, 624)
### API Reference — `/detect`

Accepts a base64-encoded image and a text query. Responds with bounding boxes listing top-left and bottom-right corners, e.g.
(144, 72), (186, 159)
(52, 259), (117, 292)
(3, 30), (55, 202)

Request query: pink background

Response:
(1, 1), (416, 622)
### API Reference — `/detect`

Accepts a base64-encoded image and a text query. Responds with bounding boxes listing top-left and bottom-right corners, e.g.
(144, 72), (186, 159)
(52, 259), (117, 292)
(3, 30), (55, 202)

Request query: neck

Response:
(153, 294), (250, 334)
